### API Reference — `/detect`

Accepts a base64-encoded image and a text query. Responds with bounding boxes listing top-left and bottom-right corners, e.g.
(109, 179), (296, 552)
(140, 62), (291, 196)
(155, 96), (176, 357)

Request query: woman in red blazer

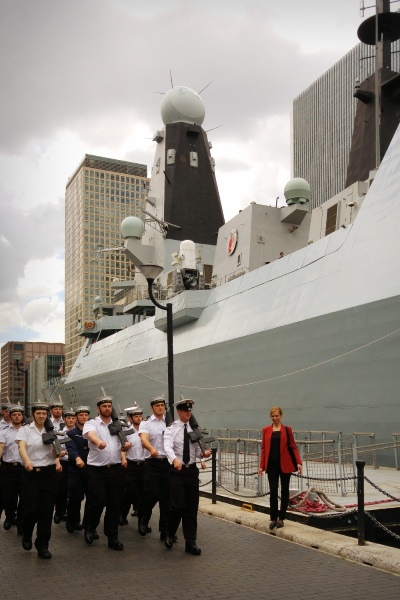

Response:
(258, 406), (302, 530)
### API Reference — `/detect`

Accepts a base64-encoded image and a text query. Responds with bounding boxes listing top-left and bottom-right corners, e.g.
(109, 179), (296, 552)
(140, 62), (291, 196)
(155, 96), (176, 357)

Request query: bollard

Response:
(356, 460), (366, 546)
(212, 447), (217, 504)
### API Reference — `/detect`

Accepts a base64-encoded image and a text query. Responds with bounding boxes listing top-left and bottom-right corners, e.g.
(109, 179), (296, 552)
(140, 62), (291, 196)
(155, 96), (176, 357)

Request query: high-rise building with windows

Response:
(0, 341), (65, 406)
(292, 40), (400, 211)
(65, 154), (149, 373)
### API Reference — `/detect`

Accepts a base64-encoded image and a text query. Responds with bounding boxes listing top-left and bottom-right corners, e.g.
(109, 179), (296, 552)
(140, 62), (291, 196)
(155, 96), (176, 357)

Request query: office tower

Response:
(65, 154), (149, 373)
(292, 40), (400, 211)
(0, 341), (65, 407)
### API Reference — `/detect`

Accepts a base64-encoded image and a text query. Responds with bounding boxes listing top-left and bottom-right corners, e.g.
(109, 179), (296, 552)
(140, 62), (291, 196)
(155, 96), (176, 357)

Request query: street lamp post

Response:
(14, 354), (30, 417)
(137, 264), (175, 420)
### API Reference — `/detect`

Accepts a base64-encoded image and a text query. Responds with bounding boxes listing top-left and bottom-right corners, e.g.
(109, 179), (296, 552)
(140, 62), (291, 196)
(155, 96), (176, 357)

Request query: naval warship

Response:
(56, 5), (400, 446)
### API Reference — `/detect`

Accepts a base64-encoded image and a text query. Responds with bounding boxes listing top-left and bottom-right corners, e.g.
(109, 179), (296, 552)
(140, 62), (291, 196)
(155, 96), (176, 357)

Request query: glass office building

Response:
(65, 155), (149, 373)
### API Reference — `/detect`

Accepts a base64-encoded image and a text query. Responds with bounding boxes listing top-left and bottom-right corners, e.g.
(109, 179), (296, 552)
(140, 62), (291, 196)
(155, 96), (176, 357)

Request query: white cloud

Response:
(17, 255), (64, 302)
(20, 296), (65, 343)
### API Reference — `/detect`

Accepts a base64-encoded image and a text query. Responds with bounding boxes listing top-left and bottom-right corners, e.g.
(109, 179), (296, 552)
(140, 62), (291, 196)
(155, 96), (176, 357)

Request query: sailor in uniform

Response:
(0, 403), (12, 430)
(0, 405), (24, 532)
(15, 401), (63, 559)
(65, 405), (91, 533)
(163, 396), (210, 555)
(0, 402), (12, 519)
(49, 400), (64, 431)
(120, 403), (146, 531)
(138, 394), (170, 539)
(82, 394), (131, 551)
(53, 408), (76, 524)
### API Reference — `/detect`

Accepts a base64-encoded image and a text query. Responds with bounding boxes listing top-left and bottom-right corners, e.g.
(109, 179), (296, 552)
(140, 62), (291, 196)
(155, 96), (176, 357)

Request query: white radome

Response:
(161, 86), (205, 125)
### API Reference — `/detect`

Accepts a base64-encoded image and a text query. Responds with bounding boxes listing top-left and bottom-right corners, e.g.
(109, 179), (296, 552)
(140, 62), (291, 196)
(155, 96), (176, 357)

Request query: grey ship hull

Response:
(64, 128), (400, 442)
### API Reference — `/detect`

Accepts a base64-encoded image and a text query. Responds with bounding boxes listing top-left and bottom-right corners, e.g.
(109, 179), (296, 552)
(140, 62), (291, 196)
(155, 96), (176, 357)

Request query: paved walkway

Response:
(1, 504), (399, 600)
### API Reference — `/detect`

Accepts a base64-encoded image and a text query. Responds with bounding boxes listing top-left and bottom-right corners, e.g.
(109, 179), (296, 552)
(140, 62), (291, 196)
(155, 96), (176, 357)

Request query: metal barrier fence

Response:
(209, 431), (400, 498)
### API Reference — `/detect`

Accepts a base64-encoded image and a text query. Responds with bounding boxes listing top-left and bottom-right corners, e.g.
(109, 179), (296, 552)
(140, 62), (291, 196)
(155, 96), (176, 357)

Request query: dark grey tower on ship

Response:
(346, 0), (400, 187)
(140, 86), (225, 284)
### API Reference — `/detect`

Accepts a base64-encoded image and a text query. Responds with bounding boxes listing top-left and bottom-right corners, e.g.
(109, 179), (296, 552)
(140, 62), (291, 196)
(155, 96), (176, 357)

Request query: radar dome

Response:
(121, 216), (144, 239)
(161, 86), (205, 125)
(284, 178), (311, 205)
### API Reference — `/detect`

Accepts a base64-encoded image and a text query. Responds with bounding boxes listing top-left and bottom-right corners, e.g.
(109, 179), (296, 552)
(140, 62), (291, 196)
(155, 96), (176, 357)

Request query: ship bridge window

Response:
(325, 203), (338, 236)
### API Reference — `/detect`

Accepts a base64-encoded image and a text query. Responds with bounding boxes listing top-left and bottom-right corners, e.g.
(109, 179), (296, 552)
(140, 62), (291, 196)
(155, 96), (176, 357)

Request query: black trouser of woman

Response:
(21, 465), (57, 549)
(267, 463), (291, 521)
(2, 462), (23, 524)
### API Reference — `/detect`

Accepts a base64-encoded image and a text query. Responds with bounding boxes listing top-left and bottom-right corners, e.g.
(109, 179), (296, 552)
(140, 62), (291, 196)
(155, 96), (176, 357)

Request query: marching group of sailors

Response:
(0, 393), (210, 559)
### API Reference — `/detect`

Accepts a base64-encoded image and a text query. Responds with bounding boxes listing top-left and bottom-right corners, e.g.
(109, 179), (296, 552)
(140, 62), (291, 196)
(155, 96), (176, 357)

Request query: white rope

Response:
(128, 326), (400, 391)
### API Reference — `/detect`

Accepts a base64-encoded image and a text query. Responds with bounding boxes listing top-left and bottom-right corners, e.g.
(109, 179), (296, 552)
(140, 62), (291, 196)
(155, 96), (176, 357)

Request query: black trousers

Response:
(67, 464), (89, 529)
(167, 464), (199, 543)
(142, 458), (169, 533)
(86, 464), (123, 538)
(20, 465), (57, 549)
(2, 462), (23, 523)
(267, 463), (291, 521)
(121, 460), (145, 520)
(54, 460), (69, 517)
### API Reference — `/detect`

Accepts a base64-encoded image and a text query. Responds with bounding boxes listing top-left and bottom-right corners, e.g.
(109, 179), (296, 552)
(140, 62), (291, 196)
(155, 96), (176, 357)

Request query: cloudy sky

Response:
(0, 0), (365, 346)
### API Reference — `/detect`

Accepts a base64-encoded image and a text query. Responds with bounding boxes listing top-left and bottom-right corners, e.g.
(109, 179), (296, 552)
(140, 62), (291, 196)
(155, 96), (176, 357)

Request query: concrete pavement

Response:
(1, 503), (399, 600)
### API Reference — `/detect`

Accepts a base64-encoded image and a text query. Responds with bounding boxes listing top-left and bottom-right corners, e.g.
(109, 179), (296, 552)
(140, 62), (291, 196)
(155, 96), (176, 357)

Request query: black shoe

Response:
(37, 548), (52, 559)
(60, 512), (67, 522)
(74, 522), (83, 531)
(164, 535), (175, 550)
(269, 521), (277, 530)
(185, 542), (201, 555)
(108, 537), (124, 551)
(22, 537), (32, 551)
(93, 530), (99, 540)
(84, 529), (94, 545)
(66, 521), (75, 533)
(119, 516), (128, 526)
(3, 519), (12, 531)
(276, 520), (284, 529)
(131, 510), (138, 517)
(160, 532), (177, 542)
(53, 513), (61, 524)
(138, 518), (148, 536)
(147, 526), (152, 533)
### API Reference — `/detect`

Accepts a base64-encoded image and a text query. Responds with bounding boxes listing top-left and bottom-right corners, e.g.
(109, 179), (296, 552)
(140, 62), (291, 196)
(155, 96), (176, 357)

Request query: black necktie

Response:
(183, 424), (190, 464)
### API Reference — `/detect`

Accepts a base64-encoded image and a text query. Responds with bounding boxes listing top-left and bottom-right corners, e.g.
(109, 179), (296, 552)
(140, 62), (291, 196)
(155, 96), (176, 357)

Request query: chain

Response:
(292, 473), (356, 482)
(217, 482), (269, 498)
(365, 511), (400, 542)
(199, 479), (213, 487)
(364, 476), (400, 502)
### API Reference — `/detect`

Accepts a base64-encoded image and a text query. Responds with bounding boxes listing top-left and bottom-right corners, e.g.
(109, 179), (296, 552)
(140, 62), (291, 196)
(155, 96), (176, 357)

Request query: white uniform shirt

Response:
(0, 419), (11, 431)
(83, 416), (122, 466)
(139, 414), (166, 458)
(51, 417), (64, 432)
(125, 428), (145, 462)
(0, 424), (23, 463)
(163, 420), (202, 465)
(15, 422), (56, 467)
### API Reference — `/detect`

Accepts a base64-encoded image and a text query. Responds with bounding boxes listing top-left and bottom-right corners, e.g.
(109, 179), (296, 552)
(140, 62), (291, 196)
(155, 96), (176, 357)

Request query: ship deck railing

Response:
(207, 433), (400, 499)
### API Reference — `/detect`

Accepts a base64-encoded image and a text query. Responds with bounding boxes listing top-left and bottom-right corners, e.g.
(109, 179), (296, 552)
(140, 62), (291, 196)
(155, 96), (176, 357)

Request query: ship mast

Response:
(346, 0), (400, 186)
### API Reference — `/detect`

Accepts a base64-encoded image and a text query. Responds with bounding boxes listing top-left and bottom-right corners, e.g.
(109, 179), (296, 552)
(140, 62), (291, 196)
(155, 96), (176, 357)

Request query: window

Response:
(325, 204), (338, 236)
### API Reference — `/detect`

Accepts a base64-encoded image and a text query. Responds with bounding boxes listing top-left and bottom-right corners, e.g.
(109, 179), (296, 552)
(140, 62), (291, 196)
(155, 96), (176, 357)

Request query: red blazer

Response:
(259, 424), (301, 474)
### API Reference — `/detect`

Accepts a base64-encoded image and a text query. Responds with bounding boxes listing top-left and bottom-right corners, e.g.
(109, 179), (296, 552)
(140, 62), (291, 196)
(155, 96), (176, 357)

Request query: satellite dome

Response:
(284, 178), (311, 205)
(121, 216), (144, 239)
(161, 86), (205, 125)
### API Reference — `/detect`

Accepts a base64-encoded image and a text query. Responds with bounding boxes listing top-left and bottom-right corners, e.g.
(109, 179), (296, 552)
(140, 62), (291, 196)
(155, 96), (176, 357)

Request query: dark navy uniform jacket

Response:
(67, 425), (89, 464)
